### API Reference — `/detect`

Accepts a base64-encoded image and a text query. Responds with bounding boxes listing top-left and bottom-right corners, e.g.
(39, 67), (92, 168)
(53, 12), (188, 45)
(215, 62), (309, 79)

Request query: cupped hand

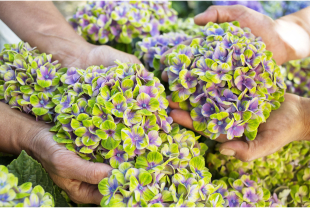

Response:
(61, 42), (141, 69)
(168, 93), (310, 162)
(28, 126), (112, 205)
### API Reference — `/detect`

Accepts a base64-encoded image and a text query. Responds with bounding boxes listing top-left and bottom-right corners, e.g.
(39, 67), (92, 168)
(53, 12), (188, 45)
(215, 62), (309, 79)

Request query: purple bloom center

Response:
(40, 100), (44, 105)
(106, 130), (114, 136)
(196, 170), (202, 178)
(138, 185), (144, 191)
(218, 121), (223, 125)
(220, 56), (226, 61)
(117, 153), (121, 157)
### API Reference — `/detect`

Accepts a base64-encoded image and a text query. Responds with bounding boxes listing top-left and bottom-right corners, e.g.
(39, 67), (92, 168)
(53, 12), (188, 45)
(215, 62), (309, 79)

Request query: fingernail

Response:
(220, 149), (236, 156)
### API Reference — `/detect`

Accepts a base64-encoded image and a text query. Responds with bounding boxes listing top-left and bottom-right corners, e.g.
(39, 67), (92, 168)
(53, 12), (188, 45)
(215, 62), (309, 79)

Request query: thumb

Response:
(218, 131), (285, 162)
(194, 5), (248, 26)
(106, 46), (141, 65)
(54, 151), (113, 184)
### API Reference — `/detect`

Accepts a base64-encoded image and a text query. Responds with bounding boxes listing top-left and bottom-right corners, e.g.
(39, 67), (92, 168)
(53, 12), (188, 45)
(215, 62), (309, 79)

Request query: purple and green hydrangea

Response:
(69, 1), (177, 46)
(0, 41), (63, 122)
(164, 21), (286, 141)
(0, 165), (54, 207)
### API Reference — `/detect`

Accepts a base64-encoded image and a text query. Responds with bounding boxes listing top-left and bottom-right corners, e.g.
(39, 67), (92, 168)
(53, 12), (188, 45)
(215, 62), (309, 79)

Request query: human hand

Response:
(167, 93), (310, 162)
(59, 42), (141, 69)
(26, 126), (112, 205)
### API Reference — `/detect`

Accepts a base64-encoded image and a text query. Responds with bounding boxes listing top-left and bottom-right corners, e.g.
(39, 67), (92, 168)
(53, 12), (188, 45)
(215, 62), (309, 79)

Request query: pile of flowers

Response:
(69, 1), (177, 45)
(98, 128), (218, 207)
(212, 173), (283, 207)
(98, 126), (283, 207)
(207, 141), (310, 190)
(164, 21), (286, 140)
(0, 165), (54, 207)
(282, 57), (310, 97)
(136, 32), (191, 71)
(0, 42), (63, 122)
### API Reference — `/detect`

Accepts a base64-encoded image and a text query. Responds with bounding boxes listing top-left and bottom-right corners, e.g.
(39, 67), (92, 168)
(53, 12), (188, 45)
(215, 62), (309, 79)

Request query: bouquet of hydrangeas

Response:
(0, 165), (54, 207)
(282, 57), (310, 97)
(69, 1), (177, 47)
(164, 21), (286, 141)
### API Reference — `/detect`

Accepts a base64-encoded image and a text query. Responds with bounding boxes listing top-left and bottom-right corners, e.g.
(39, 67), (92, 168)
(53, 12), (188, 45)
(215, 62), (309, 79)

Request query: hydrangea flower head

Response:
(70, 1), (177, 45)
(164, 21), (286, 141)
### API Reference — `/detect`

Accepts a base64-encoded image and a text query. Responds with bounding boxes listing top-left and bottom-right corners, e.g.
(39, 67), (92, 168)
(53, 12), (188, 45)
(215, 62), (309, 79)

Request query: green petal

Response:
(139, 171), (152, 186)
(32, 107), (49, 116)
(101, 120), (116, 131)
(147, 152), (163, 164)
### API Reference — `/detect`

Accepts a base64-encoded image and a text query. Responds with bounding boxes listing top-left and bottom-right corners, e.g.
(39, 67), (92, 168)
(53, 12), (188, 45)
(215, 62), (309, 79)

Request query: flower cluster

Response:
(98, 127), (224, 207)
(207, 140), (310, 206)
(164, 21), (286, 140)
(69, 1), (177, 45)
(0, 165), (54, 207)
(212, 173), (283, 207)
(51, 61), (172, 164)
(282, 57), (310, 97)
(0, 42), (63, 122)
(136, 32), (191, 71)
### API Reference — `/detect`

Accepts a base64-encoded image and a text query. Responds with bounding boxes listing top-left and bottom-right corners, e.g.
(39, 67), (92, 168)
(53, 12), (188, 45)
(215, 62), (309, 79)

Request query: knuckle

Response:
(85, 167), (102, 183)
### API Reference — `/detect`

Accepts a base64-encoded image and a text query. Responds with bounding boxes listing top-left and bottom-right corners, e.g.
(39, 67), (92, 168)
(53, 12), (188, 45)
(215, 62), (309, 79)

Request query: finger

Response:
(167, 95), (180, 109)
(160, 39), (194, 64)
(161, 71), (168, 82)
(50, 150), (113, 184)
(194, 5), (248, 26)
(50, 174), (102, 205)
(218, 130), (285, 162)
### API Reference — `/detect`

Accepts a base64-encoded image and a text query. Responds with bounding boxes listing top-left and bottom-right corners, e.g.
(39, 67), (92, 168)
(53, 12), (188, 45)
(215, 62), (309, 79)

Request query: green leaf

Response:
(7, 151), (69, 207)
